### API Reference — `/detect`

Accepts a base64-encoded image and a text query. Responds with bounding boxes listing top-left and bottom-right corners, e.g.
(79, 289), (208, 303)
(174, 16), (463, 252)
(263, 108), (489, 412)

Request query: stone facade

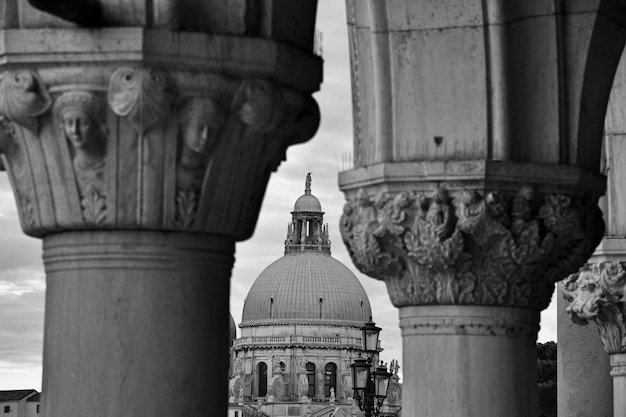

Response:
(228, 175), (398, 416)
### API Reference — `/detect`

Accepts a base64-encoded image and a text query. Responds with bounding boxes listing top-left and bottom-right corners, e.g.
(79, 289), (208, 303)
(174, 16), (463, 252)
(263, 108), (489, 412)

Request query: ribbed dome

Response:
(241, 252), (371, 327)
(293, 193), (322, 212)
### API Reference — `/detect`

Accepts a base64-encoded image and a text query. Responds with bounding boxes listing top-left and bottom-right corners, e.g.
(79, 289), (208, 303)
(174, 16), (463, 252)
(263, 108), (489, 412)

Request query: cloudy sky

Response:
(0, 1), (558, 391)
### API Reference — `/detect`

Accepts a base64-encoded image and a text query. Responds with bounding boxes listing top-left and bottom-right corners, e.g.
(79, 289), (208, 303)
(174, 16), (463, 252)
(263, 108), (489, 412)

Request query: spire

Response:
(305, 172), (312, 195)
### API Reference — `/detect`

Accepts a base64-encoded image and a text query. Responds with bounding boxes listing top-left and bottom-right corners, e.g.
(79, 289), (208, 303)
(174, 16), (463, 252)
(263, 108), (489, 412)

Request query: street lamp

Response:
(350, 319), (392, 417)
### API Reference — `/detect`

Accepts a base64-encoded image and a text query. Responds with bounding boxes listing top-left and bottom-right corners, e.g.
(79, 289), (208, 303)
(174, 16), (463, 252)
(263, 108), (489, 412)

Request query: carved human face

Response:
(184, 120), (210, 154)
(61, 108), (95, 149)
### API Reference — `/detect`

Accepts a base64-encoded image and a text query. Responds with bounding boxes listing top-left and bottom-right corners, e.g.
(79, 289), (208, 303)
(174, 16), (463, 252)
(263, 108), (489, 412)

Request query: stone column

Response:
(557, 290), (612, 417)
(612, 354), (626, 417)
(563, 262), (626, 417)
(0, 1), (321, 416)
(558, 40), (626, 417)
(339, 1), (626, 416)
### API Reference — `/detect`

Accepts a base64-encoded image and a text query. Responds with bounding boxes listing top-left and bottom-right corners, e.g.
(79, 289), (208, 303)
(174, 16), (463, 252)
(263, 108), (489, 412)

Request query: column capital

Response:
(0, 29), (321, 240)
(340, 163), (605, 310)
(562, 261), (626, 354)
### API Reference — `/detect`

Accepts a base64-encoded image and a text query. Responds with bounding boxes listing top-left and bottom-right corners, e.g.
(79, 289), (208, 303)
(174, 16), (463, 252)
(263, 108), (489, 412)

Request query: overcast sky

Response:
(0, 1), (559, 391)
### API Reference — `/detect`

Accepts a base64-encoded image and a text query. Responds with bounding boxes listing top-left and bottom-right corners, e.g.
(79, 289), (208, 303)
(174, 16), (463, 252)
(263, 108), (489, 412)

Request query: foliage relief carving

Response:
(340, 187), (604, 309)
(562, 262), (626, 354)
(80, 185), (107, 226)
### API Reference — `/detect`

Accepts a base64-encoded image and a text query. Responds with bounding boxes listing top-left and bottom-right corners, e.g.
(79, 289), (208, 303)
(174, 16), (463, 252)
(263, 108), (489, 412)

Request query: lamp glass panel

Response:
(363, 331), (379, 352)
(355, 367), (369, 390)
(374, 374), (390, 398)
(351, 359), (370, 391)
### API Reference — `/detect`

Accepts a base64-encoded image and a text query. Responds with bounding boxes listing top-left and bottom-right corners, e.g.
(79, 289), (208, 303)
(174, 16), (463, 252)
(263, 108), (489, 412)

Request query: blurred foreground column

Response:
(0, 1), (321, 416)
(339, 1), (626, 416)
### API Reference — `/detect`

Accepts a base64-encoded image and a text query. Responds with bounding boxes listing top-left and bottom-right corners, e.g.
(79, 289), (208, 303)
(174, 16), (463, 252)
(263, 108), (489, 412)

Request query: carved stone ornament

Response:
(0, 64), (319, 239)
(340, 187), (604, 310)
(562, 262), (626, 354)
(0, 70), (52, 133)
(108, 67), (175, 134)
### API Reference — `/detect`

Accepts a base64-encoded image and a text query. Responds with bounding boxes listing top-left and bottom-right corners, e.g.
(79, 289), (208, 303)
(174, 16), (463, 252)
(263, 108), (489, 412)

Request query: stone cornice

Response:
(340, 180), (604, 309)
(339, 161), (606, 201)
(562, 261), (626, 354)
(0, 29), (323, 94)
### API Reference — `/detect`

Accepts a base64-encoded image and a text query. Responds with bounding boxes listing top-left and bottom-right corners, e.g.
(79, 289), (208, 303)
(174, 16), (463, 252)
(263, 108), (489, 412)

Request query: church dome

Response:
(293, 193), (322, 212)
(241, 252), (372, 327)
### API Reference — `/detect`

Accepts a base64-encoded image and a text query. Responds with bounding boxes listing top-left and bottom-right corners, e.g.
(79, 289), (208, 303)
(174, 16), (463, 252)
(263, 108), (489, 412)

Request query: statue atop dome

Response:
(305, 172), (312, 194)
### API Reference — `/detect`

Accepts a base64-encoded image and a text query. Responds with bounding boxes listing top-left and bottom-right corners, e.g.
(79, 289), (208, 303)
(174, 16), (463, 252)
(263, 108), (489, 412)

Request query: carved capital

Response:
(341, 186), (604, 310)
(562, 261), (626, 354)
(0, 66), (319, 240)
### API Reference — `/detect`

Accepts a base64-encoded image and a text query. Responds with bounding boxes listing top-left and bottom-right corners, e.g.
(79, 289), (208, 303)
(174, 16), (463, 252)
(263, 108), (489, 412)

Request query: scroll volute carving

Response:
(0, 70), (52, 135)
(108, 67), (174, 134)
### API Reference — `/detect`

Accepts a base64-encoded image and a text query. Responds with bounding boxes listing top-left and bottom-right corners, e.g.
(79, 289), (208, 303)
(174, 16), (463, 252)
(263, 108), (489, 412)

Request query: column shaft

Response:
(557, 290), (613, 417)
(41, 231), (234, 417)
(611, 354), (626, 417)
(400, 306), (539, 417)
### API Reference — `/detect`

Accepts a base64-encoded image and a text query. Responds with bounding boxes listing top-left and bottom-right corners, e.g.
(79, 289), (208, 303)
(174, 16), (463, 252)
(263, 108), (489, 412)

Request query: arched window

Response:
(257, 362), (267, 397)
(324, 362), (337, 397)
(306, 362), (316, 398)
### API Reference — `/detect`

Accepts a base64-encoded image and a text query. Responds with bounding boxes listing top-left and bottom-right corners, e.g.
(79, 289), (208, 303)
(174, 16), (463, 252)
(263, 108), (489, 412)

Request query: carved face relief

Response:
(61, 107), (96, 149)
(54, 91), (105, 162)
(179, 98), (224, 157)
(184, 121), (209, 154)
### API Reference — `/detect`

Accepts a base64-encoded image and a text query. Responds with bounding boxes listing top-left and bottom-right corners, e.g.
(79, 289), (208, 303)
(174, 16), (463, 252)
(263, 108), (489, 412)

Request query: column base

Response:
(399, 305), (540, 417)
(41, 231), (235, 417)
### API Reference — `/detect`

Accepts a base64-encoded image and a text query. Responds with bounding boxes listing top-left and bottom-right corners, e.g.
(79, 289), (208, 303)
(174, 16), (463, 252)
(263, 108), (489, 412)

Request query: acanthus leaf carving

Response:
(562, 261), (626, 354)
(80, 185), (107, 226)
(174, 188), (198, 230)
(0, 70), (52, 133)
(108, 67), (174, 134)
(341, 186), (604, 309)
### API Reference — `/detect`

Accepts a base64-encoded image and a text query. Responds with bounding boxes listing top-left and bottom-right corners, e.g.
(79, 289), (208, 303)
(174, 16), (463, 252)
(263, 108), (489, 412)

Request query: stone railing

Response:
(233, 335), (361, 348)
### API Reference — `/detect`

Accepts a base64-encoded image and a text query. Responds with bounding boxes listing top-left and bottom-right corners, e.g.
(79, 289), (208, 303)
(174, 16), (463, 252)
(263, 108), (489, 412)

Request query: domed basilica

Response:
(228, 174), (400, 416)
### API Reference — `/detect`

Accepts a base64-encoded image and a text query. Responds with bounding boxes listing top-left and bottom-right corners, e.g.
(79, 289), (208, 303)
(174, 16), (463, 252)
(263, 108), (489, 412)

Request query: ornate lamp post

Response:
(351, 319), (392, 417)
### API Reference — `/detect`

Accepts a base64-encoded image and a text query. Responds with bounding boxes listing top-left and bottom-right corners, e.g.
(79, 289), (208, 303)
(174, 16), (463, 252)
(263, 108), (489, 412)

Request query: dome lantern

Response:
(286, 173), (330, 255)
